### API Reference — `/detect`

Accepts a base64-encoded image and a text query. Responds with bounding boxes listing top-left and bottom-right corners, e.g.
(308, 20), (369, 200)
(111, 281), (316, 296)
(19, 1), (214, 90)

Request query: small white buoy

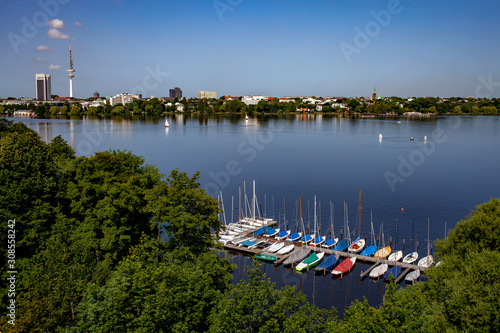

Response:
(424, 135), (427, 141)
(379, 133), (383, 140)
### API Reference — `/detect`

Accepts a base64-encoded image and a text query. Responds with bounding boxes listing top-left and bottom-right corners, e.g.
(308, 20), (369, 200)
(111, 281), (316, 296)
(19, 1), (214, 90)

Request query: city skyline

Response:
(1, 0), (499, 99)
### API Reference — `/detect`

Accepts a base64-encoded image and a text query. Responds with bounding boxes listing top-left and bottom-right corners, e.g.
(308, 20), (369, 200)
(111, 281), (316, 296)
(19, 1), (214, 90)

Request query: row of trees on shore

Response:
(1, 118), (499, 332)
(1, 96), (500, 117)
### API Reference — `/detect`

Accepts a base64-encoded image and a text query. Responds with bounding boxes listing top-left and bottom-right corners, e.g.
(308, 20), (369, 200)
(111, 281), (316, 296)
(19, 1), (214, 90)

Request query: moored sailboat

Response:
(315, 254), (340, 273)
(309, 196), (325, 246)
(322, 201), (339, 248)
(348, 190), (366, 253)
(374, 223), (391, 259)
(296, 251), (325, 272)
(360, 211), (378, 256)
(277, 243), (294, 255)
(418, 218), (434, 268)
(267, 242), (285, 253)
(331, 256), (356, 276)
(369, 263), (388, 278)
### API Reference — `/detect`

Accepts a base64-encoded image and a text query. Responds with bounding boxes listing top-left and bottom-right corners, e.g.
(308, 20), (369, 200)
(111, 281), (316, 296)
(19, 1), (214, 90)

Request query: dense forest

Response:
(1, 118), (499, 332)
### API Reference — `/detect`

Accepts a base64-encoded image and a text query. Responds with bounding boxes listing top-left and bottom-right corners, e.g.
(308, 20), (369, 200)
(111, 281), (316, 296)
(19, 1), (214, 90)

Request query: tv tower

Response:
(67, 45), (75, 98)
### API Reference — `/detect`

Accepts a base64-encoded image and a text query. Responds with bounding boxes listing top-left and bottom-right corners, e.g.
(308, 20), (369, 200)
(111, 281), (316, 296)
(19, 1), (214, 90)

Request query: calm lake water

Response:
(10, 114), (500, 313)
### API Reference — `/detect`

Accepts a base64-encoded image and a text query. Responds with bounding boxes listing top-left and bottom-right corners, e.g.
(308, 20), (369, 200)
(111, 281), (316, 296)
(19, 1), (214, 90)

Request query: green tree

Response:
(209, 262), (335, 333)
(145, 170), (221, 258)
(70, 104), (82, 115)
(87, 106), (99, 115)
(50, 105), (59, 115)
(154, 103), (163, 115)
(60, 105), (68, 115)
(35, 105), (45, 116)
(70, 238), (233, 333)
(257, 100), (270, 113)
(112, 105), (125, 115)
(347, 99), (360, 110)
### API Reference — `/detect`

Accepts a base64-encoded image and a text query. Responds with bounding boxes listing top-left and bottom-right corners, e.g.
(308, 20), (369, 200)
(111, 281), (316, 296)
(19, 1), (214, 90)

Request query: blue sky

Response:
(1, 0), (499, 99)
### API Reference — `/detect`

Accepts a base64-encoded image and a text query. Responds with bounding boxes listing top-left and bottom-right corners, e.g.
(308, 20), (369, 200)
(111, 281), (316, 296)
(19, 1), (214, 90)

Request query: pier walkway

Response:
(223, 240), (425, 273)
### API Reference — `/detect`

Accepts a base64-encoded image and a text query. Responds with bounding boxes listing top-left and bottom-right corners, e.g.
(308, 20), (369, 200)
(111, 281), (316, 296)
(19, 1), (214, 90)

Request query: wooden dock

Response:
(219, 221), (426, 280)
(222, 240), (425, 274)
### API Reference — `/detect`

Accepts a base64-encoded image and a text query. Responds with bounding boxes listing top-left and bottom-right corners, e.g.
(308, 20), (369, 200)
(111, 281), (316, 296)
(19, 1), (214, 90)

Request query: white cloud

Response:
(46, 19), (64, 29)
(75, 22), (83, 28)
(36, 45), (49, 51)
(49, 64), (61, 70)
(36, 57), (48, 61)
(47, 28), (72, 40)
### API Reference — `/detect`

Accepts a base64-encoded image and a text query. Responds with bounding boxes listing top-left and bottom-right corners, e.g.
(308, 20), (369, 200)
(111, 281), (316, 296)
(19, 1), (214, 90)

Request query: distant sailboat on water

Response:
(164, 118), (170, 127)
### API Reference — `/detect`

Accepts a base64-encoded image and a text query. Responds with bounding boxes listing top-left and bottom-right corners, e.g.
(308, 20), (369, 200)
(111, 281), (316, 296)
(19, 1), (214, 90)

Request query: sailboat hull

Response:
(360, 244), (377, 256)
(331, 256), (356, 275)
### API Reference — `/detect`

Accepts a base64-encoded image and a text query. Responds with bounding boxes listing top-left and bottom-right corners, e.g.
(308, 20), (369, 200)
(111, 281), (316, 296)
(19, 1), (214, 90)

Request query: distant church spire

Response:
(372, 85), (377, 100)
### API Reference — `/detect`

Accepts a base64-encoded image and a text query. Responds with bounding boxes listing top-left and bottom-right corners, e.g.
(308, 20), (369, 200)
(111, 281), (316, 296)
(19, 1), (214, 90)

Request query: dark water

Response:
(11, 114), (500, 313)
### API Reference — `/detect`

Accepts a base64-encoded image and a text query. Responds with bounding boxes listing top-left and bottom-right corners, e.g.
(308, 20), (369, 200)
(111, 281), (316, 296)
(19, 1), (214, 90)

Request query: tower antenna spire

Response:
(67, 44), (75, 98)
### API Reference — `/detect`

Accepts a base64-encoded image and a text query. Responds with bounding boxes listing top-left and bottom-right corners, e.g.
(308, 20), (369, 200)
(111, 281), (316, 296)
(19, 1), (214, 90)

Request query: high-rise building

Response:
(197, 91), (217, 99)
(169, 87), (182, 99)
(35, 74), (51, 101)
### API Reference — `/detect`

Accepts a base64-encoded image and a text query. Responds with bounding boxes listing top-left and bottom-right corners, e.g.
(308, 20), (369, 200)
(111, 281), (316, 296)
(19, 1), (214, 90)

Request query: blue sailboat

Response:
(333, 202), (351, 252)
(384, 265), (402, 281)
(333, 239), (350, 252)
(254, 226), (272, 236)
(323, 201), (339, 248)
(288, 231), (302, 242)
(360, 211), (377, 256)
(315, 254), (340, 273)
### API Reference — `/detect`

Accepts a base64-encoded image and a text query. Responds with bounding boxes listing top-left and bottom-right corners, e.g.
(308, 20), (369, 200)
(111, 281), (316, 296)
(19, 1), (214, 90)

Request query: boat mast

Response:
(283, 197), (287, 230)
(252, 180), (256, 219)
(412, 216), (415, 251)
(313, 195), (317, 247)
(370, 210), (375, 245)
(330, 201), (334, 239)
(299, 196), (303, 240)
(358, 189), (362, 239)
(427, 218), (430, 257)
(243, 180), (247, 218)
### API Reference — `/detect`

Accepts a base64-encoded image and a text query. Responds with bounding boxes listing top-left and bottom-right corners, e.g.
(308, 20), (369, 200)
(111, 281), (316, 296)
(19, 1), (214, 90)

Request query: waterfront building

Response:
(35, 74), (51, 101)
(241, 95), (267, 105)
(198, 91), (217, 99)
(110, 93), (133, 106)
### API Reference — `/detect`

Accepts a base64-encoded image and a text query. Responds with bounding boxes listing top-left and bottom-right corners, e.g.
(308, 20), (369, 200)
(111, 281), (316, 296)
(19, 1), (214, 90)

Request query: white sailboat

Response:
(164, 118), (169, 127)
(418, 218), (434, 268)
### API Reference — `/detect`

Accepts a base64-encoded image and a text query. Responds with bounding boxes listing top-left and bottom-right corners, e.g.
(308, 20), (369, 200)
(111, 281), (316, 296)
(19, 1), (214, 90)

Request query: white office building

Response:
(110, 93), (134, 106)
